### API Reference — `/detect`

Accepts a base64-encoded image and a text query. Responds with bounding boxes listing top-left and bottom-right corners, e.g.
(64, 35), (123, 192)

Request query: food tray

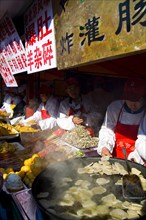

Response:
(0, 142), (25, 170)
(61, 140), (98, 156)
(61, 140), (97, 152)
(0, 142), (24, 155)
(9, 142), (25, 151)
(11, 189), (43, 220)
(0, 133), (19, 140)
(0, 115), (10, 121)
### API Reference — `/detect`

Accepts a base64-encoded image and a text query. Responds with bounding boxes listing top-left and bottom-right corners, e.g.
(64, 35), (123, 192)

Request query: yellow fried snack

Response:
(5, 167), (14, 174)
(0, 142), (16, 154)
(0, 111), (10, 117)
(0, 123), (18, 136)
(15, 125), (39, 132)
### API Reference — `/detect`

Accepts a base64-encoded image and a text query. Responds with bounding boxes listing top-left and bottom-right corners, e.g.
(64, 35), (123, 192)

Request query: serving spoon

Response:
(122, 147), (146, 200)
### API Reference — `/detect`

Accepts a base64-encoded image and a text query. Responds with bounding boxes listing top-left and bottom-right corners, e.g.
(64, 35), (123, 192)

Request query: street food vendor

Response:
(57, 77), (102, 135)
(0, 88), (21, 118)
(97, 78), (146, 165)
(20, 85), (59, 130)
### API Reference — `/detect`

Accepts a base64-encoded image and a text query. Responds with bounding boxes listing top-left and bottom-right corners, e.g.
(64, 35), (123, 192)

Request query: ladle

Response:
(122, 147), (146, 200)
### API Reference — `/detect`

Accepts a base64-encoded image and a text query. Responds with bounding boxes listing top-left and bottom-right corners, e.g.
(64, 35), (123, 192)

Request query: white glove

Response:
(128, 150), (144, 165)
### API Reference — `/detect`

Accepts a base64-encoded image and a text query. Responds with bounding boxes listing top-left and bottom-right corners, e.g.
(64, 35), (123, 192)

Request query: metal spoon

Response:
(122, 147), (146, 200)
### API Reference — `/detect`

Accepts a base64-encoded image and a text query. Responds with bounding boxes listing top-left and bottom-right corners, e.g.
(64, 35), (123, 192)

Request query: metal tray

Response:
(61, 140), (97, 153)
(11, 189), (43, 219)
(0, 133), (19, 140)
(0, 141), (24, 149)
(0, 142), (25, 170)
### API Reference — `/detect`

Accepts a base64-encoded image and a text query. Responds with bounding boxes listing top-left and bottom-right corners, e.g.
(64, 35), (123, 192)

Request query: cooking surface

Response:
(32, 157), (146, 220)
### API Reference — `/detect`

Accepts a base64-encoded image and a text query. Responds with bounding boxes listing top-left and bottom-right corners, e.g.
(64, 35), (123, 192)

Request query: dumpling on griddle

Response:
(81, 199), (97, 208)
(127, 210), (139, 219)
(101, 194), (117, 205)
(75, 179), (90, 188)
(77, 207), (98, 218)
(110, 209), (128, 219)
(96, 177), (110, 185)
(59, 198), (74, 206)
(91, 186), (106, 195)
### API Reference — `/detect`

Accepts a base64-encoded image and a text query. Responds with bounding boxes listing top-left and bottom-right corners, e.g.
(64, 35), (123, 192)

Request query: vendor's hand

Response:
(127, 150), (144, 164)
(72, 116), (83, 125)
(19, 121), (25, 126)
(101, 147), (112, 157)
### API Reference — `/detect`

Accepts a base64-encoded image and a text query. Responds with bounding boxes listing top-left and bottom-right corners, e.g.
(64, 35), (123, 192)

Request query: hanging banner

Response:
(0, 13), (27, 75)
(0, 54), (18, 87)
(53, 0), (146, 70)
(24, 0), (57, 74)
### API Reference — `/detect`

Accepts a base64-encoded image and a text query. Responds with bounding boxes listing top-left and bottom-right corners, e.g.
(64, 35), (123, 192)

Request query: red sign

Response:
(0, 13), (27, 75)
(0, 54), (17, 87)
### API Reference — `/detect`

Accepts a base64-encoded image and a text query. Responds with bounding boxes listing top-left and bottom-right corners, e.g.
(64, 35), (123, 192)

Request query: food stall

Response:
(0, 117), (146, 220)
(0, 0), (146, 219)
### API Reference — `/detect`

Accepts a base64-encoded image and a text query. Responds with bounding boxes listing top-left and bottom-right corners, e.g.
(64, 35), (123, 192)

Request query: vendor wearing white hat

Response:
(57, 77), (102, 135)
(20, 85), (59, 130)
(97, 78), (146, 165)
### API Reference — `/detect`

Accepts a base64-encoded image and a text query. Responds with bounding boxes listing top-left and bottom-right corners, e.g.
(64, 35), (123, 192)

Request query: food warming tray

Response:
(0, 133), (19, 140)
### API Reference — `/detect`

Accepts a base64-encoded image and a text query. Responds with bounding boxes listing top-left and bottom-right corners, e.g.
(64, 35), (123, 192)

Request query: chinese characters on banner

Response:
(0, 13), (27, 77)
(0, 55), (18, 87)
(54, 0), (146, 70)
(24, 0), (57, 74)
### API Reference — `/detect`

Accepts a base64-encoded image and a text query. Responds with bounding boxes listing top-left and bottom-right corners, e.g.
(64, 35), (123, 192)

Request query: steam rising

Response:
(35, 157), (146, 220)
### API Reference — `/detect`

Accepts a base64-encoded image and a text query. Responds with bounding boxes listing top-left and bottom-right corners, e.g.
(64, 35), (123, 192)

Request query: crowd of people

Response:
(0, 76), (146, 166)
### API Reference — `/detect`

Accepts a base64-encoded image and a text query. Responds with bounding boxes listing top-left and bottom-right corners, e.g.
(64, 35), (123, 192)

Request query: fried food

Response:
(15, 125), (39, 132)
(0, 122), (18, 136)
(0, 142), (16, 154)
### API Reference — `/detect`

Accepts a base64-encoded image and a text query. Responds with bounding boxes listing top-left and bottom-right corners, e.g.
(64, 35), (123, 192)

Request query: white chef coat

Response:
(21, 96), (59, 130)
(133, 115), (146, 164)
(1, 95), (21, 118)
(97, 100), (146, 164)
(57, 94), (102, 131)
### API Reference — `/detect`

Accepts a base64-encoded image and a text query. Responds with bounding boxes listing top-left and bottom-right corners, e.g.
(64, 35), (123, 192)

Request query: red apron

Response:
(113, 106), (144, 159)
(41, 109), (51, 120)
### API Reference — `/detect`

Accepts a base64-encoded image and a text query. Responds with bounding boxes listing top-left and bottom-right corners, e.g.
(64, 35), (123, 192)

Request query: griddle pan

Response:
(32, 157), (146, 220)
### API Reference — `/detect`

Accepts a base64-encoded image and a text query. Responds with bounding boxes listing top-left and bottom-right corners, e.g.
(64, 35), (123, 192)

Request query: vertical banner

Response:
(24, 0), (57, 74)
(0, 13), (27, 75)
(0, 54), (18, 87)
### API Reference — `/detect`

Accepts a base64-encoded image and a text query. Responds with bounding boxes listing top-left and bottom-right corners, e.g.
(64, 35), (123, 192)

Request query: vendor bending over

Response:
(20, 85), (59, 130)
(97, 78), (146, 165)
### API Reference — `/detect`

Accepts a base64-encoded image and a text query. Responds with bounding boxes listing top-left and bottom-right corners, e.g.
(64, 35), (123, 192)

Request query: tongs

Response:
(122, 147), (146, 200)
